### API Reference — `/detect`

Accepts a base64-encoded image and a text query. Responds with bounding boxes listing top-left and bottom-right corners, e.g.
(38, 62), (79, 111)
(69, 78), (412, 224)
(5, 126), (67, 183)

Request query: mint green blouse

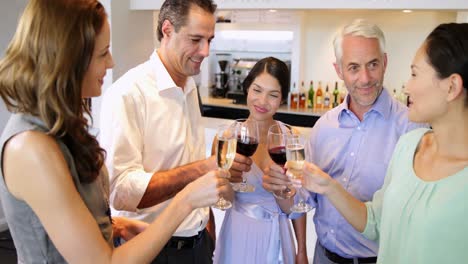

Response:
(363, 128), (468, 264)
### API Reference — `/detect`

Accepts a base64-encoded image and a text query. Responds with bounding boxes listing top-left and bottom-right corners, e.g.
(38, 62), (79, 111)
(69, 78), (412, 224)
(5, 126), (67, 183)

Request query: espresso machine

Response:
(213, 53), (231, 98)
(225, 58), (258, 104)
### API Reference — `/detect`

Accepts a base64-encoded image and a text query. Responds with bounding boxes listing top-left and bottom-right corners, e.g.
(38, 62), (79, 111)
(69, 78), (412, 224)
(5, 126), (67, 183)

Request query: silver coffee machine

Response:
(225, 58), (258, 104)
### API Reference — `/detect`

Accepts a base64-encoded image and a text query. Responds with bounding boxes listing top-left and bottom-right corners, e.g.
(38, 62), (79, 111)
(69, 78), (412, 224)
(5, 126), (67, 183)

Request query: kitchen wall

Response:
(109, 1), (154, 81)
(299, 10), (457, 93)
(0, 1), (28, 140)
(90, 0), (154, 126)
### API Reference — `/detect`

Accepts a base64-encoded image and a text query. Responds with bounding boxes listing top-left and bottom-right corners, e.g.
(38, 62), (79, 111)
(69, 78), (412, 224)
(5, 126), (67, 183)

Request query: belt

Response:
(164, 229), (205, 250)
(322, 244), (377, 264)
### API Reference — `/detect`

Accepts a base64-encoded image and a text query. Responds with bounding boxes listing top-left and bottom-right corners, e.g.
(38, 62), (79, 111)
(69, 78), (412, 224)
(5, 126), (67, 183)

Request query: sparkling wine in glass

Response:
(286, 135), (312, 213)
(267, 123), (296, 199)
(232, 119), (259, 193)
(213, 124), (237, 210)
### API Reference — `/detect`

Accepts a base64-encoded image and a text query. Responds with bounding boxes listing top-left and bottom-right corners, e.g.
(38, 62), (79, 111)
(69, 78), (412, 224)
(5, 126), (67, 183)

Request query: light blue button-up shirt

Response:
(305, 88), (425, 258)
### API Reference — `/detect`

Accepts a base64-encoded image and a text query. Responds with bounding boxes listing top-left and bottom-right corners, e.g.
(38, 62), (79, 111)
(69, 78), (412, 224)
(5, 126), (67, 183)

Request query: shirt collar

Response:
(151, 50), (196, 95)
(338, 87), (392, 122)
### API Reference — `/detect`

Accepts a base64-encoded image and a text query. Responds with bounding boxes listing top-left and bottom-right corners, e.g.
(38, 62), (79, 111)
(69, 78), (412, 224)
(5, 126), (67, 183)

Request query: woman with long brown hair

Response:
(0, 0), (230, 263)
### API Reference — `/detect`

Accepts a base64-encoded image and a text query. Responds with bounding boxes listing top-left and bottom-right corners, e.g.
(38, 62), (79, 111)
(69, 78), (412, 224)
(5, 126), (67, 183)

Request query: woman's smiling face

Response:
(246, 72), (283, 121)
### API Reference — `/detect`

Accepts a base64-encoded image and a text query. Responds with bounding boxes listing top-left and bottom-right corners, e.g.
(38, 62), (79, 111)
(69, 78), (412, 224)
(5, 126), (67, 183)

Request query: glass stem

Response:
(242, 175), (247, 184)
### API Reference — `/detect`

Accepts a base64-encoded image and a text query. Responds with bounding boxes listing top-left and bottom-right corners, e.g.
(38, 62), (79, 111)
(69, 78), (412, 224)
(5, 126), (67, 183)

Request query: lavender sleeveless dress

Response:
(213, 163), (296, 264)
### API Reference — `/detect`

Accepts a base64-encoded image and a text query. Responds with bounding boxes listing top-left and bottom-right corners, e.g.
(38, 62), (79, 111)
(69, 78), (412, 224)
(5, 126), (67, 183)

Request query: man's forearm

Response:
(137, 157), (215, 209)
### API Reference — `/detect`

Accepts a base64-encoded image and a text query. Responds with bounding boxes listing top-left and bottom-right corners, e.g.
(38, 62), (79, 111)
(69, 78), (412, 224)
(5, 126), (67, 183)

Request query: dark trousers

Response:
(313, 242), (377, 264)
(151, 229), (214, 264)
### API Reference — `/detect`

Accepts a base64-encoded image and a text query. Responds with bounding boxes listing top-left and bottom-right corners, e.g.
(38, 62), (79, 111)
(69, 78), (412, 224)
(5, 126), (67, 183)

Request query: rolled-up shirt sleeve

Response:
(99, 88), (152, 212)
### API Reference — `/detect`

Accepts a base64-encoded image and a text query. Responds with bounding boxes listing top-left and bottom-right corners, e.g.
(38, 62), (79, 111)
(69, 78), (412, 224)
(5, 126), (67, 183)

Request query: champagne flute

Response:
(213, 124), (237, 210)
(286, 134), (312, 213)
(232, 119), (259, 193)
(266, 123), (296, 199)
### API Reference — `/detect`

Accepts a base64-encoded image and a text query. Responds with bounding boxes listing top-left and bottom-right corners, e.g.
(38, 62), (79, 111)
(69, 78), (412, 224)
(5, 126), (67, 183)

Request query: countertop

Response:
(202, 97), (328, 117)
(200, 97), (329, 127)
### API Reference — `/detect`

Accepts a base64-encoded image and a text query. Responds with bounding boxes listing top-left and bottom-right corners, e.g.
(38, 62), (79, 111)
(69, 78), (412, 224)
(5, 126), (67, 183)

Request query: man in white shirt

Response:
(99, 0), (250, 263)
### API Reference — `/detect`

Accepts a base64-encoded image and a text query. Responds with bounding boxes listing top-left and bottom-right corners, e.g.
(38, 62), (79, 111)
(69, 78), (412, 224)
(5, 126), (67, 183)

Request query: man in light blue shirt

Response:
(263, 19), (424, 264)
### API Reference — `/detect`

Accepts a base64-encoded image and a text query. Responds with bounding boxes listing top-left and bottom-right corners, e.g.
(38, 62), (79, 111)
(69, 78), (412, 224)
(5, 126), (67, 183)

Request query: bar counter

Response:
(201, 97), (328, 127)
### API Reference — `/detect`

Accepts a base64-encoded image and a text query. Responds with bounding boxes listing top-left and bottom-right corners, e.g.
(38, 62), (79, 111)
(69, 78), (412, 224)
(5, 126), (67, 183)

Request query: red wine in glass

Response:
(268, 146), (286, 166)
(237, 136), (259, 157)
(233, 119), (258, 193)
(267, 123), (296, 199)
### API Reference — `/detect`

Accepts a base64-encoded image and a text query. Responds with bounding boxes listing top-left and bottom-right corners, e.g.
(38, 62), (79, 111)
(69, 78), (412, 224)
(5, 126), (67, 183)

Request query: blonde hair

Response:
(0, 0), (107, 183)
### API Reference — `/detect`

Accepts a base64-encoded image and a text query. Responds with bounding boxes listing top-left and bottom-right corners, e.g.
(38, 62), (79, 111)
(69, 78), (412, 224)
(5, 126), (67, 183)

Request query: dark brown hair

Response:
(0, 0), (107, 183)
(242, 57), (290, 104)
(157, 0), (217, 41)
(425, 23), (468, 105)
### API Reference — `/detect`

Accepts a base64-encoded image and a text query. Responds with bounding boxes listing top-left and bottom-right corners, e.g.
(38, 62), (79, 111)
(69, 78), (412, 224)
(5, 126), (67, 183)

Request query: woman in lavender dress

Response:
(213, 57), (308, 264)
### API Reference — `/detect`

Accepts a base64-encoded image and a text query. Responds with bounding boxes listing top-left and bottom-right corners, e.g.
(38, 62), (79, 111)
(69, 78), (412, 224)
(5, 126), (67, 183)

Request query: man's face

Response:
(335, 35), (387, 112)
(165, 5), (215, 79)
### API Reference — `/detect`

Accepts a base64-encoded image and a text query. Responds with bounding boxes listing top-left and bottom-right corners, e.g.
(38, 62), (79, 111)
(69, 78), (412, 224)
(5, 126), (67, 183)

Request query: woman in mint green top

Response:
(298, 23), (468, 264)
(363, 128), (468, 263)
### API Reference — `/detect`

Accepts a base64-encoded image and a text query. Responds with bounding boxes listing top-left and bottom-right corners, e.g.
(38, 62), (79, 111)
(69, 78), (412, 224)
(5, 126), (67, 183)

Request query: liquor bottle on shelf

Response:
(290, 82), (299, 109)
(332, 81), (339, 108)
(392, 88), (398, 99)
(324, 84), (331, 109)
(339, 82), (347, 103)
(299, 81), (307, 109)
(315, 81), (323, 109)
(308, 80), (314, 109)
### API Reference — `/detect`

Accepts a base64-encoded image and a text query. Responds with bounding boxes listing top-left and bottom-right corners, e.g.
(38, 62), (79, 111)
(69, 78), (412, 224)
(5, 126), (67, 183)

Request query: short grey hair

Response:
(333, 19), (386, 66)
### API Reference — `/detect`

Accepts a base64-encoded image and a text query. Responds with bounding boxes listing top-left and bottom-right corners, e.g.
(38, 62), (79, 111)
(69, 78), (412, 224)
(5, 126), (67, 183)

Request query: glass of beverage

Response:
(286, 134), (312, 213)
(266, 123), (296, 199)
(232, 119), (259, 193)
(213, 124), (237, 210)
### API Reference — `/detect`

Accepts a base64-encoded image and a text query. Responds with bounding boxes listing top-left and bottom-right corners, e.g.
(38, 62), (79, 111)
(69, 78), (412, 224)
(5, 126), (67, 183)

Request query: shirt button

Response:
(331, 229), (335, 233)
(343, 178), (347, 182)
(357, 126), (361, 130)
(350, 152), (355, 157)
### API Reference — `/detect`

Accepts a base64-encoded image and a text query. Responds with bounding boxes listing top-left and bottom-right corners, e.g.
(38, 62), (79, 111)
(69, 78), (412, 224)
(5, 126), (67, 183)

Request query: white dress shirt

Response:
(99, 50), (208, 237)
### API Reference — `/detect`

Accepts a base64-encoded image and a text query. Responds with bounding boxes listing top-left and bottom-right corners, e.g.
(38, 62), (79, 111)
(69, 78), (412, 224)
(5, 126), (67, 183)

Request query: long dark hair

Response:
(425, 23), (468, 105)
(0, 0), (107, 183)
(242, 57), (290, 104)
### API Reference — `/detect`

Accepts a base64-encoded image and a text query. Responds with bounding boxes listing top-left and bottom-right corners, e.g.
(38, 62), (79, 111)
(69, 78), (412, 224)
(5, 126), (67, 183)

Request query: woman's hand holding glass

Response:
(291, 161), (336, 196)
(266, 123), (296, 199)
(180, 169), (232, 210)
(232, 119), (259, 193)
(285, 134), (312, 213)
(262, 163), (294, 195)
